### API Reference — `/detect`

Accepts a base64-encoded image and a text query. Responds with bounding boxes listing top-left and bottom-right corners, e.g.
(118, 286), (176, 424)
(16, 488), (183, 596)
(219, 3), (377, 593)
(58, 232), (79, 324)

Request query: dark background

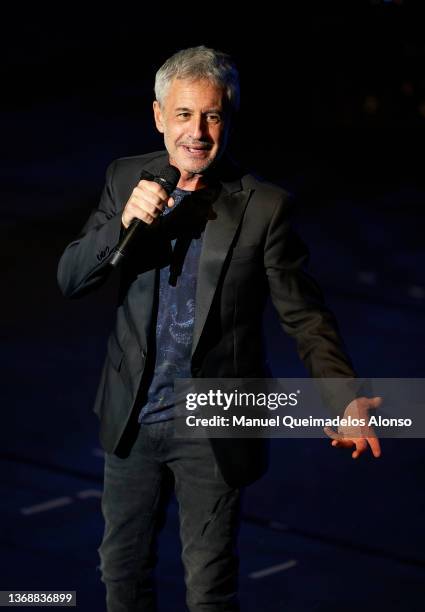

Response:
(2, 2), (425, 611)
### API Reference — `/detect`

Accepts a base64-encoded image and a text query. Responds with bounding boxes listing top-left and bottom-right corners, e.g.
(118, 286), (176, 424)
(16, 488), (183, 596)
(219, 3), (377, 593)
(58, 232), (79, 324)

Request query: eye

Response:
(177, 112), (191, 119)
(206, 114), (221, 123)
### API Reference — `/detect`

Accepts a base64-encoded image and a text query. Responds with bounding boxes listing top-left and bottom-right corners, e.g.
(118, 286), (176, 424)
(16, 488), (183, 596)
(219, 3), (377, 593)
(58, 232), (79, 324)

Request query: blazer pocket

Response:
(107, 332), (124, 372)
(231, 245), (259, 261)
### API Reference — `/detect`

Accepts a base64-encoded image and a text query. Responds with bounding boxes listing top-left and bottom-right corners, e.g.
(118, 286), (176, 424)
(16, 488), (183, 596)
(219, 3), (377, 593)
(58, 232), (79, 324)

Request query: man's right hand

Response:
(121, 179), (175, 228)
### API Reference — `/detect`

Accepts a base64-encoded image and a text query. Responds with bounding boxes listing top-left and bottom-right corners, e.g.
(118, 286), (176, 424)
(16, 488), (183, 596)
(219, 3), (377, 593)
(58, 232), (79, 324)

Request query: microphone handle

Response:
(109, 218), (145, 268)
(109, 169), (155, 268)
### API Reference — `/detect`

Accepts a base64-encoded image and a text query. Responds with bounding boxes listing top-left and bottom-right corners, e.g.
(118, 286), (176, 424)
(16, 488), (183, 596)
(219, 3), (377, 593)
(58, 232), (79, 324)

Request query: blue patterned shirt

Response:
(138, 187), (204, 423)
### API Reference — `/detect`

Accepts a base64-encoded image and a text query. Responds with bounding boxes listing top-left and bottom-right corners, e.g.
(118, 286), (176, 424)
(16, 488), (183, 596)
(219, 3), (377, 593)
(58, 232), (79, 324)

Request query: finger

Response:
(330, 439), (354, 448)
(131, 196), (165, 219)
(132, 188), (166, 213)
(167, 196), (175, 208)
(352, 438), (368, 459)
(139, 180), (169, 202)
(332, 439), (356, 449)
(135, 209), (156, 225)
(123, 202), (156, 227)
(142, 200), (165, 218)
(324, 426), (342, 441)
(367, 436), (382, 458)
(368, 396), (383, 409)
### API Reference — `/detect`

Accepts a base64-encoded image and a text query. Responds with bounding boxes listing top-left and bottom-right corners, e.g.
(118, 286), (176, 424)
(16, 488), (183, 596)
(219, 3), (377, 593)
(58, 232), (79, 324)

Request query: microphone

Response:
(110, 164), (181, 268)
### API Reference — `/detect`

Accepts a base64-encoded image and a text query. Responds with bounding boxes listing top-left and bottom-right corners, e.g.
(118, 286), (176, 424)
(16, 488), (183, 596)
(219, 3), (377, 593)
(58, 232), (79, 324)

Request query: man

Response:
(57, 46), (381, 612)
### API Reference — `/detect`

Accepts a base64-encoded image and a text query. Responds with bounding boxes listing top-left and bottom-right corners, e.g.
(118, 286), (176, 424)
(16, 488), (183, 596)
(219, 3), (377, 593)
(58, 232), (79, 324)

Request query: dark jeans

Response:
(98, 419), (242, 611)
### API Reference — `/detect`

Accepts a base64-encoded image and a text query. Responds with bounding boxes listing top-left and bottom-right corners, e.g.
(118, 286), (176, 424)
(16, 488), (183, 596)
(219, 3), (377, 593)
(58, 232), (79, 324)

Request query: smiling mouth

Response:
(181, 145), (211, 156)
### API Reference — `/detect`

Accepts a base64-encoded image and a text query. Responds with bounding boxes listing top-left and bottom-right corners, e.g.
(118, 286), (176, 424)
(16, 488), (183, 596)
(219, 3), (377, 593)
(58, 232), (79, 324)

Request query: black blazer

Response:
(57, 150), (355, 486)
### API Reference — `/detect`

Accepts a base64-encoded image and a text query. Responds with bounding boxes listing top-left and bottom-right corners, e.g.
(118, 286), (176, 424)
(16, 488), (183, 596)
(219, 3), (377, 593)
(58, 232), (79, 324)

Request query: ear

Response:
(153, 100), (164, 133)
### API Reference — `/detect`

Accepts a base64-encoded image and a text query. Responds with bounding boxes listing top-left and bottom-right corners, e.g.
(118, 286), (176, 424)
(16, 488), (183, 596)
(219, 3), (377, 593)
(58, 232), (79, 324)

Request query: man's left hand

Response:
(324, 396), (382, 459)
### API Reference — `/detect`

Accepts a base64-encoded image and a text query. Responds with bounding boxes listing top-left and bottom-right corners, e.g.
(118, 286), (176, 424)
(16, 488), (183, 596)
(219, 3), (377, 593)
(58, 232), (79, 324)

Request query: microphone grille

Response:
(157, 165), (181, 194)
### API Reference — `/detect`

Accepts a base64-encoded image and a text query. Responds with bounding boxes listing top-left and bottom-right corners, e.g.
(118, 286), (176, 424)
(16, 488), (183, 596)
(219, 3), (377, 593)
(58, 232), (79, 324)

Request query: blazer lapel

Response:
(138, 150), (252, 357)
(191, 184), (252, 357)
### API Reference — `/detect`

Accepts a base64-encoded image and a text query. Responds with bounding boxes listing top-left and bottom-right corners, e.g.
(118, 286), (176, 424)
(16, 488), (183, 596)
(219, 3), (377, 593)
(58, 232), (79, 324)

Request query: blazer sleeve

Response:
(57, 160), (124, 298)
(264, 194), (356, 380)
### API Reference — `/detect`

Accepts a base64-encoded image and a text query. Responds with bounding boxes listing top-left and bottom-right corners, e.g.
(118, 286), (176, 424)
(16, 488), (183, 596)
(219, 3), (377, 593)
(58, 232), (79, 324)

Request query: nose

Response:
(189, 114), (207, 141)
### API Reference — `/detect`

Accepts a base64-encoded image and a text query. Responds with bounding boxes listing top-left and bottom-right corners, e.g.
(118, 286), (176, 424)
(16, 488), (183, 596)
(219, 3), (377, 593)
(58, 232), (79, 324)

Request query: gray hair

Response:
(154, 45), (240, 113)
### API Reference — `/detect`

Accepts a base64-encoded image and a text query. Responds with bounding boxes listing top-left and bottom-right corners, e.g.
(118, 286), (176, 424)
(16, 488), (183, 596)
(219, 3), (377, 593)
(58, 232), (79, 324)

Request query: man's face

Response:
(153, 77), (230, 176)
